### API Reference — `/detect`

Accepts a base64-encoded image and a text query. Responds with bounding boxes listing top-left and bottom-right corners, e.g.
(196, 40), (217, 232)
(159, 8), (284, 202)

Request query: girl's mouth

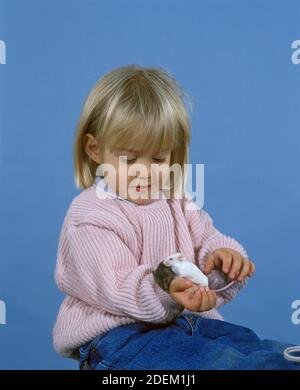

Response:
(136, 184), (151, 192)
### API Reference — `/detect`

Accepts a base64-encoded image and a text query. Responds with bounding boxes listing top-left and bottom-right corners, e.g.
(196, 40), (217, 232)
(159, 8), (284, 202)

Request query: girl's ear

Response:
(84, 133), (102, 163)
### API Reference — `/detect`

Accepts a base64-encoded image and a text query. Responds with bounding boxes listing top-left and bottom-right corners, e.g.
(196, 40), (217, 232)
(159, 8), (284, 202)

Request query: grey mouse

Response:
(153, 252), (237, 293)
(153, 261), (176, 292)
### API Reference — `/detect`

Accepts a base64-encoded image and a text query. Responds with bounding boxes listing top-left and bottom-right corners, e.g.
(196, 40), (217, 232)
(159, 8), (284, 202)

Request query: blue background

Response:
(0, 0), (299, 369)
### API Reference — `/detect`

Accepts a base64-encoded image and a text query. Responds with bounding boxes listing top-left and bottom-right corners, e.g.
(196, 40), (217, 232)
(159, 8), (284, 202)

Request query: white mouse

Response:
(157, 252), (236, 293)
(163, 252), (209, 287)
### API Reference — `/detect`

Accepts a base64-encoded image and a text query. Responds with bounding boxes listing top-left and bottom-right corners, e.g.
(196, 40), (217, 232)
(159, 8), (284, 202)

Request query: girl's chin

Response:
(131, 198), (154, 205)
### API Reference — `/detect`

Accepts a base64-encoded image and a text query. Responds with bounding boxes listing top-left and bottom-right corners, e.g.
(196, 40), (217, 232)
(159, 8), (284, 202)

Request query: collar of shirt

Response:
(94, 175), (130, 202)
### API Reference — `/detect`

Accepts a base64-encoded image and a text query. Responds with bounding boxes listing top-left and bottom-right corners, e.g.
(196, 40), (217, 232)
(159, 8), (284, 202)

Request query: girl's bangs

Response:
(104, 100), (182, 155)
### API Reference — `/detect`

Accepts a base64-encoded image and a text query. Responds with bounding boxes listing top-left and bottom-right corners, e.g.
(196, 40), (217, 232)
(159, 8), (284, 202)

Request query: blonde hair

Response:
(74, 64), (193, 196)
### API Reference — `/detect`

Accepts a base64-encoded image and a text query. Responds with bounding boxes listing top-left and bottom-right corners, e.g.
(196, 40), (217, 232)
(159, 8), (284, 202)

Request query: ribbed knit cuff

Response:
(155, 284), (184, 323)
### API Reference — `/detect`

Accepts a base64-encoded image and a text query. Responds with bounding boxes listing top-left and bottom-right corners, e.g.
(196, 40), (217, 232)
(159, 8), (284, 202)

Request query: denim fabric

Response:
(78, 314), (300, 370)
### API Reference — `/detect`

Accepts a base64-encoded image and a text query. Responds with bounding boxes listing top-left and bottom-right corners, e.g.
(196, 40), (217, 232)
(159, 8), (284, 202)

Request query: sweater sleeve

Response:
(182, 191), (249, 308)
(55, 222), (184, 323)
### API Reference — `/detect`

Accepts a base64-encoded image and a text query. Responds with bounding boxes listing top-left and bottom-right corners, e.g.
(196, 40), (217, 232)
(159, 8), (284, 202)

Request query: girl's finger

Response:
(237, 260), (250, 282)
(203, 253), (217, 274)
(192, 287), (202, 310)
(220, 253), (233, 274)
(209, 289), (217, 307)
(228, 255), (242, 279)
(175, 278), (193, 292)
(249, 261), (256, 276)
(186, 285), (199, 299)
(199, 288), (209, 311)
(205, 288), (215, 309)
(186, 287), (199, 311)
(213, 290), (217, 306)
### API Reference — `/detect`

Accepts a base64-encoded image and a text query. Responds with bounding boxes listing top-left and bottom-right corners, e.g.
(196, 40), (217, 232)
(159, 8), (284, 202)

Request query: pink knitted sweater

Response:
(53, 178), (248, 359)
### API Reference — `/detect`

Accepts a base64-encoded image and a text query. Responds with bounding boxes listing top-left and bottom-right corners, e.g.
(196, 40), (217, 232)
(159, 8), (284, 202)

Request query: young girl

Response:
(53, 64), (300, 370)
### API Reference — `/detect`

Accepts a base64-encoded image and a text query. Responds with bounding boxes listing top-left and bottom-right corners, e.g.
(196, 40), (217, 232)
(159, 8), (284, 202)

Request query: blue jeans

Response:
(78, 314), (300, 370)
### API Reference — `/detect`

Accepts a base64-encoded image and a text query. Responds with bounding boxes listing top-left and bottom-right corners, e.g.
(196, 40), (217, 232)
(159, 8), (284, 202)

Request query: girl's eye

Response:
(119, 156), (136, 163)
(124, 158), (165, 164)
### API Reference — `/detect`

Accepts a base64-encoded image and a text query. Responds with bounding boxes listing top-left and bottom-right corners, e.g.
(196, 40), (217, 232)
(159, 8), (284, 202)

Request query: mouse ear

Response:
(172, 252), (182, 260)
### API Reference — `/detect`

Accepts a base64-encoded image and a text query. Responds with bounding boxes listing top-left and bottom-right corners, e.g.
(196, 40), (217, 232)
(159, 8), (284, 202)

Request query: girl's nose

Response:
(136, 158), (152, 177)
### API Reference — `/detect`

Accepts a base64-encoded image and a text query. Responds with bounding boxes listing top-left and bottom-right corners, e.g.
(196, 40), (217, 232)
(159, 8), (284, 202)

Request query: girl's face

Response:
(101, 147), (172, 205)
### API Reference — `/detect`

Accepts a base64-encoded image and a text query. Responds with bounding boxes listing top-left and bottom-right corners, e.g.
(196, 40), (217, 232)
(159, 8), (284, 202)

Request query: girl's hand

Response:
(203, 248), (256, 282)
(169, 277), (217, 312)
